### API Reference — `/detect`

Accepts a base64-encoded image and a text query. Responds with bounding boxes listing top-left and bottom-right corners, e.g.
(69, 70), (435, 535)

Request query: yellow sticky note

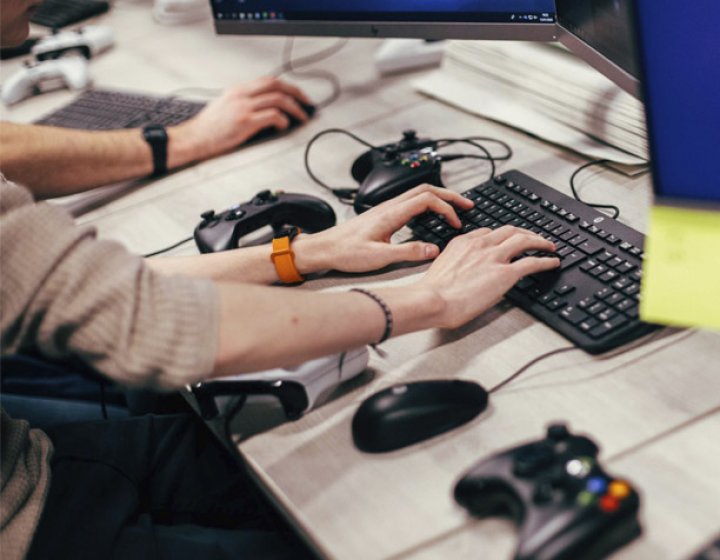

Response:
(641, 205), (720, 330)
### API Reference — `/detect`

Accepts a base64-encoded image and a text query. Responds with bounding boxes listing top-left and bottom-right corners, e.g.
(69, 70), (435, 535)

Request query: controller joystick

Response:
(454, 424), (641, 560)
(350, 130), (443, 214)
(194, 190), (337, 253)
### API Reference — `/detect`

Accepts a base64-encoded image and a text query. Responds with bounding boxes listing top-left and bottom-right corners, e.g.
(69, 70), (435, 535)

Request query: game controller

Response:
(190, 347), (369, 420)
(31, 25), (114, 61)
(351, 129), (443, 213)
(454, 424), (641, 560)
(194, 190), (337, 253)
(1, 56), (90, 106)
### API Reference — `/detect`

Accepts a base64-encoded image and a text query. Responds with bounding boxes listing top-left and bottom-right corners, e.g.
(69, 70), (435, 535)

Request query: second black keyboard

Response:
(35, 89), (207, 130)
(409, 170), (658, 354)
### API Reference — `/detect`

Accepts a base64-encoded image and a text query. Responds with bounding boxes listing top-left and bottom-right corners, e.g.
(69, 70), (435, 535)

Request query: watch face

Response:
(273, 225), (301, 239)
(144, 125), (168, 141)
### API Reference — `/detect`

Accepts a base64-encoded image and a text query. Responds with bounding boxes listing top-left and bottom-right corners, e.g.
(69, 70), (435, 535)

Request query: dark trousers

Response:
(27, 414), (314, 560)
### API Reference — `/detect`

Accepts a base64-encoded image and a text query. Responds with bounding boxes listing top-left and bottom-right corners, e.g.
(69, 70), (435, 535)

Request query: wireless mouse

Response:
(351, 380), (488, 453)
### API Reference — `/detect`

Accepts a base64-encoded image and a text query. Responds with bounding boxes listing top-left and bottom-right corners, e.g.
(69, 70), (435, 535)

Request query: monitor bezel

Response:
(214, 21), (557, 42)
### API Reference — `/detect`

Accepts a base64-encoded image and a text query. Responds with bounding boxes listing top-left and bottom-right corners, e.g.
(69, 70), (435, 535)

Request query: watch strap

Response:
(142, 124), (168, 177)
(271, 227), (304, 284)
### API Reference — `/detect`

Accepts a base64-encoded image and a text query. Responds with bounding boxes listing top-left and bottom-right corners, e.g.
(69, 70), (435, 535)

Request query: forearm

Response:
(0, 122), (200, 197)
(212, 283), (445, 376)
(147, 233), (333, 284)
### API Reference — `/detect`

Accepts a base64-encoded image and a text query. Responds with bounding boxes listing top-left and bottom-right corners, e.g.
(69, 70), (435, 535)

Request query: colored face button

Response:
(599, 495), (621, 513)
(576, 490), (596, 507)
(410, 162), (421, 168)
(566, 456), (594, 478)
(586, 476), (608, 494)
(608, 480), (632, 500)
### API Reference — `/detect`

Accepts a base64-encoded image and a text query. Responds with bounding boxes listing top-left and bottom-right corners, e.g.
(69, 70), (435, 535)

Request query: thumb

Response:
(392, 241), (440, 263)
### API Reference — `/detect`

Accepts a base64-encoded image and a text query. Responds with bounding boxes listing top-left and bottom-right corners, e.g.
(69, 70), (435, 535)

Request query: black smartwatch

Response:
(142, 124), (168, 177)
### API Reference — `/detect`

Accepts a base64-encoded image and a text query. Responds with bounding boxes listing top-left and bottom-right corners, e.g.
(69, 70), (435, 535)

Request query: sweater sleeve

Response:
(0, 177), (219, 390)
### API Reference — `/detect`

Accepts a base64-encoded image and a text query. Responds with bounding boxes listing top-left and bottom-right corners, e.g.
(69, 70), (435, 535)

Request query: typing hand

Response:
(168, 77), (312, 167)
(416, 225), (560, 329)
(297, 185), (474, 274)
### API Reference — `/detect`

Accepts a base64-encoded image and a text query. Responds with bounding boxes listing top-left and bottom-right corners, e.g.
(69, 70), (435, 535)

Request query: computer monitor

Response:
(211, 1), (557, 41)
(555, 0), (640, 98)
(633, 0), (720, 207)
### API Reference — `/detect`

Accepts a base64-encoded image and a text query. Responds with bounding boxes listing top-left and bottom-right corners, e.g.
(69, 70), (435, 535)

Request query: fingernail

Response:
(424, 244), (437, 258)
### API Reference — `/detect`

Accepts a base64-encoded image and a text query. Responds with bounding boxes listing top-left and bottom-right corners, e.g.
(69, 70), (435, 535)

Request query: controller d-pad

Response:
(512, 442), (555, 478)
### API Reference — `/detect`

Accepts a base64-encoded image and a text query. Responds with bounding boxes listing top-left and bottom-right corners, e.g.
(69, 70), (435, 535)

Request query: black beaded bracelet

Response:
(351, 288), (394, 345)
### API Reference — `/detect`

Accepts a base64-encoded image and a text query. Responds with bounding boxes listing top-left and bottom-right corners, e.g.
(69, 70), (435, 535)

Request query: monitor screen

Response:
(634, 0), (720, 204)
(211, 1), (557, 40)
(556, 0), (640, 97)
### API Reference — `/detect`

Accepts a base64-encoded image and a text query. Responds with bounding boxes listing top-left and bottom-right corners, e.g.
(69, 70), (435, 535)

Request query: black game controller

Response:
(351, 130), (443, 213)
(454, 424), (641, 560)
(194, 190), (337, 253)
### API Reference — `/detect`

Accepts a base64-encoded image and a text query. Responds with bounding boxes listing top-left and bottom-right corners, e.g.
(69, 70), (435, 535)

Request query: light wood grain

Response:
(3, 6), (719, 559)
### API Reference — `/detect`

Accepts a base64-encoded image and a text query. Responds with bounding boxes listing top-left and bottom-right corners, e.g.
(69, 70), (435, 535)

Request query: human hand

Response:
(294, 184), (475, 274)
(167, 77), (312, 168)
(414, 226), (560, 329)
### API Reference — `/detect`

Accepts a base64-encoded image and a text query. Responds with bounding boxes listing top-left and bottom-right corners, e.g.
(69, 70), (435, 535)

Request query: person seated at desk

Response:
(0, 3), (561, 559)
(0, 74), (311, 198)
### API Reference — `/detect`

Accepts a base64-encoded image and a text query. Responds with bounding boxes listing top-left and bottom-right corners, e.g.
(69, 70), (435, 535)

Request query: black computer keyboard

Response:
(409, 170), (658, 354)
(35, 89), (206, 130)
(692, 534), (720, 560)
(31, 0), (110, 29)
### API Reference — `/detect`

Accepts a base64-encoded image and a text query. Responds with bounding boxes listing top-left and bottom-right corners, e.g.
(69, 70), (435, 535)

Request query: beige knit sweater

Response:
(0, 176), (219, 558)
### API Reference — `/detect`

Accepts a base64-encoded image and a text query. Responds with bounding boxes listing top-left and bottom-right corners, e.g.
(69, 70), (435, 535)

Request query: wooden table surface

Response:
(2, 6), (718, 559)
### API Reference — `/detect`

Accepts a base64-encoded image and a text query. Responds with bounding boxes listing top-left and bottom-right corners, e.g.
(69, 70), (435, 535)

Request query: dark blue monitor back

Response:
(634, 0), (720, 204)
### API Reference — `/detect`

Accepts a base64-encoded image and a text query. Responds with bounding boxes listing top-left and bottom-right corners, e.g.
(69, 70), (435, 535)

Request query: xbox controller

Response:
(351, 129), (443, 213)
(1, 57), (90, 106)
(31, 25), (115, 61)
(194, 190), (337, 253)
(454, 424), (641, 560)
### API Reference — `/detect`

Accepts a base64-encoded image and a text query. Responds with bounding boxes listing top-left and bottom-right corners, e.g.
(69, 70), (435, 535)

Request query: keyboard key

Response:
(560, 306), (589, 326)
(599, 270), (619, 283)
(546, 299), (566, 311)
(616, 261), (637, 274)
(559, 251), (585, 270)
(589, 316), (629, 338)
(579, 318), (599, 333)
(577, 241), (603, 256)
(554, 284), (575, 296)
(605, 293), (624, 306)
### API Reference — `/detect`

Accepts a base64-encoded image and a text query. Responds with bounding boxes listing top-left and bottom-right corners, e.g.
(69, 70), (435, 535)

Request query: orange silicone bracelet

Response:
(271, 234), (304, 284)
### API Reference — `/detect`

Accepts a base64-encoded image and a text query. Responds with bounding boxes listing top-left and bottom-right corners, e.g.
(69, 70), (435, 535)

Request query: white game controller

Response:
(191, 347), (370, 421)
(1, 57), (90, 106)
(31, 25), (114, 61)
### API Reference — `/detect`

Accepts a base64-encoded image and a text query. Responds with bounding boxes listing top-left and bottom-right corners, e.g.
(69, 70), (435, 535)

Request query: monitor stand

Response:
(374, 39), (445, 75)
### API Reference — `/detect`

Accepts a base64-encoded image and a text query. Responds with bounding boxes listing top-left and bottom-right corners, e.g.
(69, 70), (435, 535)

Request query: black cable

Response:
(304, 129), (514, 204)
(569, 159), (621, 220)
(488, 347), (578, 394)
(304, 128), (380, 201)
(143, 236), (194, 258)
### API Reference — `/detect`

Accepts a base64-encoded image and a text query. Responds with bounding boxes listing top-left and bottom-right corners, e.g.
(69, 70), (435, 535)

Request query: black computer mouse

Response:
(249, 101), (316, 143)
(351, 380), (489, 453)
